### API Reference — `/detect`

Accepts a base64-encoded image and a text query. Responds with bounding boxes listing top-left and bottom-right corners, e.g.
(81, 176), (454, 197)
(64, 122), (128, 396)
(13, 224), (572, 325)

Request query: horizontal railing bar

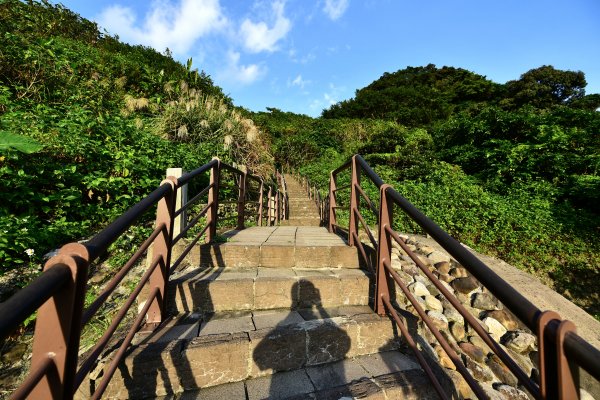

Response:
(85, 183), (172, 261)
(170, 223), (210, 271)
(355, 183), (379, 219)
(381, 295), (450, 400)
(332, 159), (352, 176)
(351, 231), (374, 274)
(75, 256), (162, 389)
(385, 224), (540, 396)
(220, 163), (243, 175)
(354, 155), (385, 188)
(383, 259), (488, 399)
(10, 356), (56, 400)
(177, 159), (217, 186)
(82, 224), (165, 326)
(91, 286), (159, 399)
(247, 175), (262, 183)
(0, 264), (71, 341)
(174, 183), (212, 217)
(384, 186), (543, 333)
(333, 183), (352, 192)
(172, 202), (211, 244)
(216, 185), (239, 194)
(562, 325), (600, 380)
(354, 209), (378, 249)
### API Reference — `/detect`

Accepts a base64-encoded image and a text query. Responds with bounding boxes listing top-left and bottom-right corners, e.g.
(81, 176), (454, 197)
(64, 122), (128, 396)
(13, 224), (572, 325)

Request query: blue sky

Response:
(54, 0), (600, 117)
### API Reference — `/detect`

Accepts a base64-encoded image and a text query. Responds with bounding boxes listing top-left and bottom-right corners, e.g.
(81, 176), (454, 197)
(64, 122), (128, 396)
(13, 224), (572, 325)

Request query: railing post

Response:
(237, 168), (247, 230)
(166, 168), (186, 238)
(207, 158), (220, 242)
(538, 312), (580, 400)
(146, 178), (175, 326)
(375, 185), (393, 316)
(258, 180), (264, 226)
(267, 186), (273, 226)
(348, 155), (361, 246)
(328, 172), (337, 233)
(29, 243), (89, 399)
(275, 191), (281, 224)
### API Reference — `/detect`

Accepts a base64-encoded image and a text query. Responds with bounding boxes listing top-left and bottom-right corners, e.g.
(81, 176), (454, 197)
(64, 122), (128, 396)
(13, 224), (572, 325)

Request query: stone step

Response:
(168, 267), (373, 314)
(279, 219), (321, 227)
(100, 306), (411, 399)
(160, 353), (442, 400)
(172, 227), (359, 269)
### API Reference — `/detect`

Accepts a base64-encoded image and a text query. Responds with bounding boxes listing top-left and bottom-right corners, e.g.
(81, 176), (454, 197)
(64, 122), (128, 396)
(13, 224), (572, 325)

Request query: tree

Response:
(506, 65), (587, 109)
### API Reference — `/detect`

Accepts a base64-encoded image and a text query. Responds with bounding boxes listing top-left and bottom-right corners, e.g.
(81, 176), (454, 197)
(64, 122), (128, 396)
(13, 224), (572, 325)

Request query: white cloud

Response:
(323, 0), (349, 20)
(97, 0), (227, 56)
(288, 74), (310, 89)
(240, 1), (291, 53)
(309, 83), (345, 112)
(218, 51), (265, 85)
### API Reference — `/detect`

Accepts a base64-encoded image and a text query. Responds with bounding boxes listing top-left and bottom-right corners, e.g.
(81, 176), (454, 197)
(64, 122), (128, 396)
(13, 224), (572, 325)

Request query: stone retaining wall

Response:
(360, 231), (596, 399)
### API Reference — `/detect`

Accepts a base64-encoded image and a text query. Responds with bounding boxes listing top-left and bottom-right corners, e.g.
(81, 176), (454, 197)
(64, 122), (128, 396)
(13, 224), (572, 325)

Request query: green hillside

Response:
(0, 0), (272, 279)
(256, 65), (600, 318)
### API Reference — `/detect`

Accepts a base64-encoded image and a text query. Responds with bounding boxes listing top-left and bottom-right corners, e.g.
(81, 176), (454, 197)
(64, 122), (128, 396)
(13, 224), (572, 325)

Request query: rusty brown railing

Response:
(306, 154), (600, 400)
(0, 158), (287, 399)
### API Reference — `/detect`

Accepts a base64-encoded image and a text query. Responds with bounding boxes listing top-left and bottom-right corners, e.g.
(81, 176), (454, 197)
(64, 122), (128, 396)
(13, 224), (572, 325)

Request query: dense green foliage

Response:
(257, 65), (600, 317)
(0, 0), (271, 276)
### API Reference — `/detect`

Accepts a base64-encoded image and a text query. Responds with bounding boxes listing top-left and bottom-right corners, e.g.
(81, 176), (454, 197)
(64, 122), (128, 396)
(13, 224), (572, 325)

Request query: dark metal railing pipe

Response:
(85, 184), (172, 261)
(0, 264), (71, 341)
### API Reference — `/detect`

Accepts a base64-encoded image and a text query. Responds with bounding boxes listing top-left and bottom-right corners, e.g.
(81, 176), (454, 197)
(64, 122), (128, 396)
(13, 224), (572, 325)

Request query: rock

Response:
(472, 292), (501, 311)
(426, 311), (449, 331)
(427, 250), (450, 264)
(408, 281), (429, 297)
(425, 283), (440, 297)
(480, 383), (506, 400)
(459, 342), (485, 363)
(484, 310), (518, 331)
(394, 269), (414, 285)
(469, 335), (492, 356)
(446, 370), (474, 399)
(494, 383), (529, 399)
(434, 261), (451, 275)
(502, 331), (536, 354)
(450, 267), (469, 278)
(450, 322), (466, 341)
(443, 307), (465, 324)
(424, 295), (443, 312)
(402, 263), (420, 276)
(464, 356), (494, 382)
(414, 274), (428, 285)
(390, 255), (402, 270)
(482, 317), (508, 341)
(438, 280), (454, 294)
(419, 245), (435, 255)
(437, 273), (454, 283)
(452, 276), (480, 294)
(486, 354), (518, 386)
(417, 255), (432, 267)
(433, 344), (455, 370)
(580, 389), (596, 400)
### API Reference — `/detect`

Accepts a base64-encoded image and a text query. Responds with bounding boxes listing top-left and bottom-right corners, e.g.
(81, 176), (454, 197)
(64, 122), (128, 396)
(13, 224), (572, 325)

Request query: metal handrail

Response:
(0, 264), (71, 340)
(317, 154), (600, 400)
(2, 157), (286, 399)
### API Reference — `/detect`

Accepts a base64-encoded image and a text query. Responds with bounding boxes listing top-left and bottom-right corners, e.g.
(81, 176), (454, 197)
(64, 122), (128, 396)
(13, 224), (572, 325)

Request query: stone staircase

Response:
(92, 175), (444, 400)
(279, 175), (321, 226)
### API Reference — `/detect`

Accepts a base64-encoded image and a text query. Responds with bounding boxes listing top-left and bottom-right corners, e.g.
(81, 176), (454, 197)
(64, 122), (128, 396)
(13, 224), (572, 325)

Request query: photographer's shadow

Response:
(252, 280), (351, 399)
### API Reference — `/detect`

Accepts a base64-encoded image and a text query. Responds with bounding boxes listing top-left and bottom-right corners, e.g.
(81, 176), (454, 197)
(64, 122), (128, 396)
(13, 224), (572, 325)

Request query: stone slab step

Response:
(100, 306), (406, 399)
(168, 267), (373, 313)
(279, 219), (321, 226)
(160, 353), (442, 399)
(172, 227), (359, 269)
